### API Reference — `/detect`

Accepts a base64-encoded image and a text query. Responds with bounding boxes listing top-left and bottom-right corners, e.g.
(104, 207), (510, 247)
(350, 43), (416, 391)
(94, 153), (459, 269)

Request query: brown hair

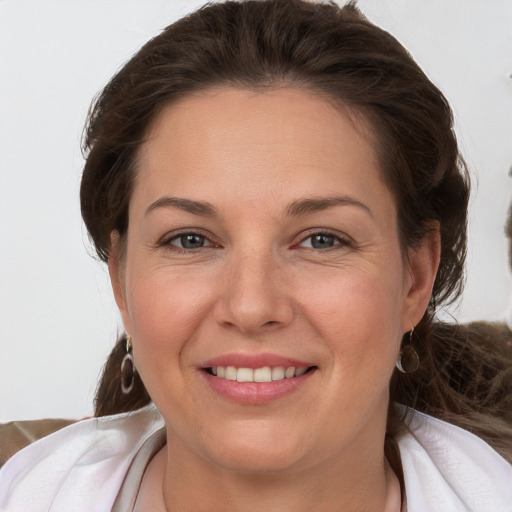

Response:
(82, 0), (512, 462)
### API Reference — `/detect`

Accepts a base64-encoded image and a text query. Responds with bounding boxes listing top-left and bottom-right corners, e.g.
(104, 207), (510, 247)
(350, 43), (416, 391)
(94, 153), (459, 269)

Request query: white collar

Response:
(0, 405), (510, 511)
(398, 408), (512, 511)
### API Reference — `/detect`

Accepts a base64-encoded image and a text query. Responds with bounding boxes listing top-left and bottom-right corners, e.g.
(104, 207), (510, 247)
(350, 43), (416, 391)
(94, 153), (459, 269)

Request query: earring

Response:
(396, 328), (420, 374)
(121, 336), (135, 394)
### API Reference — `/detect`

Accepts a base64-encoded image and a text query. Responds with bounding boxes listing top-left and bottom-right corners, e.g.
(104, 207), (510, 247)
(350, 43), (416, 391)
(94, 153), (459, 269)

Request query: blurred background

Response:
(1, 0), (511, 420)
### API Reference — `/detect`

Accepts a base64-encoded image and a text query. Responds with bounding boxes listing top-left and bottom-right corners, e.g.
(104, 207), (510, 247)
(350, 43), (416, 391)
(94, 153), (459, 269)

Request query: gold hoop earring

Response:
(396, 327), (420, 374)
(121, 336), (135, 394)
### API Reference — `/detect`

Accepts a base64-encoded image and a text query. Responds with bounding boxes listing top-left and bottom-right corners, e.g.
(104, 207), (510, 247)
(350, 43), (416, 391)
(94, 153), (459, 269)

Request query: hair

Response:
(82, 0), (512, 468)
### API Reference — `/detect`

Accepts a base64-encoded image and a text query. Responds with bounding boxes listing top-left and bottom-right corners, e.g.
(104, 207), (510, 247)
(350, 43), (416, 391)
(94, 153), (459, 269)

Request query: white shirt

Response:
(0, 404), (510, 511)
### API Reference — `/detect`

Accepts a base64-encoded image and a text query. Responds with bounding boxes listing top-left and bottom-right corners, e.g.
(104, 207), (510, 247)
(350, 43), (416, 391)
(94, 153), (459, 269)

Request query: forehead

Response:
(134, 87), (389, 211)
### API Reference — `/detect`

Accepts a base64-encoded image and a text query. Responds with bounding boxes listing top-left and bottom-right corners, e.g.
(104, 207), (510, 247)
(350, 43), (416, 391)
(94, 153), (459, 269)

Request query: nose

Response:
(213, 246), (294, 334)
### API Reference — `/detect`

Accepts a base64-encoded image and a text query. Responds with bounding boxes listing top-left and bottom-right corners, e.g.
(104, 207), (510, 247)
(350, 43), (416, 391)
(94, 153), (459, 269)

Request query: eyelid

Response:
(295, 229), (354, 249)
(158, 228), (219, 250)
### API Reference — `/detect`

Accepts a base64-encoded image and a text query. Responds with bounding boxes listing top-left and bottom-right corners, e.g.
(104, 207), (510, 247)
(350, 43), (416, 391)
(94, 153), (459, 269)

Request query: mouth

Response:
(200, 360), (318, 404)
(204, 365), (316, 382)
(198, 353), (318, 404)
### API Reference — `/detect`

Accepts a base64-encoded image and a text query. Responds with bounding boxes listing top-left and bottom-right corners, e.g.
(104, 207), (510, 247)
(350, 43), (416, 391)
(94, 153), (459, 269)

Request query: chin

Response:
(198, 421), (311, 474)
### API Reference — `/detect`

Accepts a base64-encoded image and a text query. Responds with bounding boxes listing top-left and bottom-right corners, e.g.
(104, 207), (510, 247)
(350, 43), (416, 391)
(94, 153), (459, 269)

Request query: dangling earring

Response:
(121, 336), (135, 394)
(396, 327), (420, 374)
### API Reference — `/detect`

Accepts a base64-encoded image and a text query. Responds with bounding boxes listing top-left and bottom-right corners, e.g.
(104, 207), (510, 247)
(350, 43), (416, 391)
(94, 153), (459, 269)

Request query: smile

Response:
(208, 366), (311, 382)
(199, 354), (317, 403)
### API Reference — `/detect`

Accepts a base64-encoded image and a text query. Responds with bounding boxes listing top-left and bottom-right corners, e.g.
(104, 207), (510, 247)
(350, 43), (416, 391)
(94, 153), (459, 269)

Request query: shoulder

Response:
(0, 417), (76, 468)
(398, 408), (512, 512)
(0, 404), (164, 512)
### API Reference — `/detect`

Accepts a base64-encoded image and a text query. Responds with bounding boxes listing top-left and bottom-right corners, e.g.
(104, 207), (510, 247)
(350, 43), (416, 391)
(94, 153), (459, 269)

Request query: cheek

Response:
(124, 269), (214, 381)
(298, 265), (405, 369)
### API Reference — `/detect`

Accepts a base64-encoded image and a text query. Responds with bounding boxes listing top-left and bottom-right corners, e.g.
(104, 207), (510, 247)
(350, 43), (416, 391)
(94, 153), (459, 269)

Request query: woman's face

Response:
(111, 88), (437, 475)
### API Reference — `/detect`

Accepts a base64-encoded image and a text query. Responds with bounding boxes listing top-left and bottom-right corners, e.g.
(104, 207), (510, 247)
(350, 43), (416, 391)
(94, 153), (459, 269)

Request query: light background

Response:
(1, 0), (511, 421)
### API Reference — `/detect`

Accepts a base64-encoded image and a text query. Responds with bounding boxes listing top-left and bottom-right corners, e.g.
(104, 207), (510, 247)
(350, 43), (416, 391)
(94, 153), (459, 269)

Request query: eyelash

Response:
(159, 230), (217, 253)
(159, 229), (354, 254)
(296, 230), (354, 251)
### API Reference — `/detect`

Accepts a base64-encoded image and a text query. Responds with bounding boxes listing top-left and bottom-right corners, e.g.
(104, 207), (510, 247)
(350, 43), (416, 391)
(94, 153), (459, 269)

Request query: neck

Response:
(161, 432), (391, 512)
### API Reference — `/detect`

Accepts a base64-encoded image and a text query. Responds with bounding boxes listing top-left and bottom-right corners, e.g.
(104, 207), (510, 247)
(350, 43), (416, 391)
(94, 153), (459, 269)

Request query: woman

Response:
(0, 1), (510, 510)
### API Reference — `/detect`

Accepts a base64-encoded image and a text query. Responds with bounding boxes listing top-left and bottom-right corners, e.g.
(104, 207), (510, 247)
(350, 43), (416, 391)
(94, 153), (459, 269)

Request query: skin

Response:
(109, 87), (440, 511)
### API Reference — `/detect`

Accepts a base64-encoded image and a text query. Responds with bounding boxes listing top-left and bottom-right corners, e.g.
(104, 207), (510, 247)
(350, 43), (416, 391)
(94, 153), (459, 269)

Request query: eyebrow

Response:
(145, 196), (217, 217)
(145, 194), (372, 218)
(285, 195), (373, 218)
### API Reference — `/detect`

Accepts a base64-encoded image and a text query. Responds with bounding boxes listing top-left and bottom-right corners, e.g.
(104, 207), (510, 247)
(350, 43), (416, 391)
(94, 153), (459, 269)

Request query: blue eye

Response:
(168, 233), (210, 249)
(299, 233), (350, 249)
(309, 234), (335, 249)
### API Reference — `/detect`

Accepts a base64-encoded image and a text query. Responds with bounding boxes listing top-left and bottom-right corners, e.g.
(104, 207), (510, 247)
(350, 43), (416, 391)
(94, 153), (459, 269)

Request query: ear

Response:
(108, 231), (132, 334)
(402, 223), (441, 330)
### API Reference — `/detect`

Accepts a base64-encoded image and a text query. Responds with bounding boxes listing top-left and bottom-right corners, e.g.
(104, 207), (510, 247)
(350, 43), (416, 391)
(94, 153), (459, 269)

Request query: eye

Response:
(166, 233), (213, 250)
(299, 232), (351, 250)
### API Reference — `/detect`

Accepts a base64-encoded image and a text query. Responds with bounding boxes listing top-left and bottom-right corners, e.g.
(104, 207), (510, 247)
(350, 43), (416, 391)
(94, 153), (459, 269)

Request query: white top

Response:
(0, 404), (510, 512)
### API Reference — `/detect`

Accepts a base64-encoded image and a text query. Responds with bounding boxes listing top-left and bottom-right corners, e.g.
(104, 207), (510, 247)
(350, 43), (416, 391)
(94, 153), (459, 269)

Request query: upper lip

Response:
(199, 352), (315, 369)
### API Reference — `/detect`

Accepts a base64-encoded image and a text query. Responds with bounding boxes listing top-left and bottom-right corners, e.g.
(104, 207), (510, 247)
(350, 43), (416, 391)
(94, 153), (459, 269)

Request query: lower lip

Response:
(201, 369), (315, 405)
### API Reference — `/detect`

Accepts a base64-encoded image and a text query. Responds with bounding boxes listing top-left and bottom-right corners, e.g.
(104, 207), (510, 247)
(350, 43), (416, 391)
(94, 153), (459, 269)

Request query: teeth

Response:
(295, 367), (307, 377)
(225, 366), (237, 381)
(254, 366), (272, 382)
(210, 365), (310, 382)
(271, 366), (285, 380)
(237, 367), (253, 382)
